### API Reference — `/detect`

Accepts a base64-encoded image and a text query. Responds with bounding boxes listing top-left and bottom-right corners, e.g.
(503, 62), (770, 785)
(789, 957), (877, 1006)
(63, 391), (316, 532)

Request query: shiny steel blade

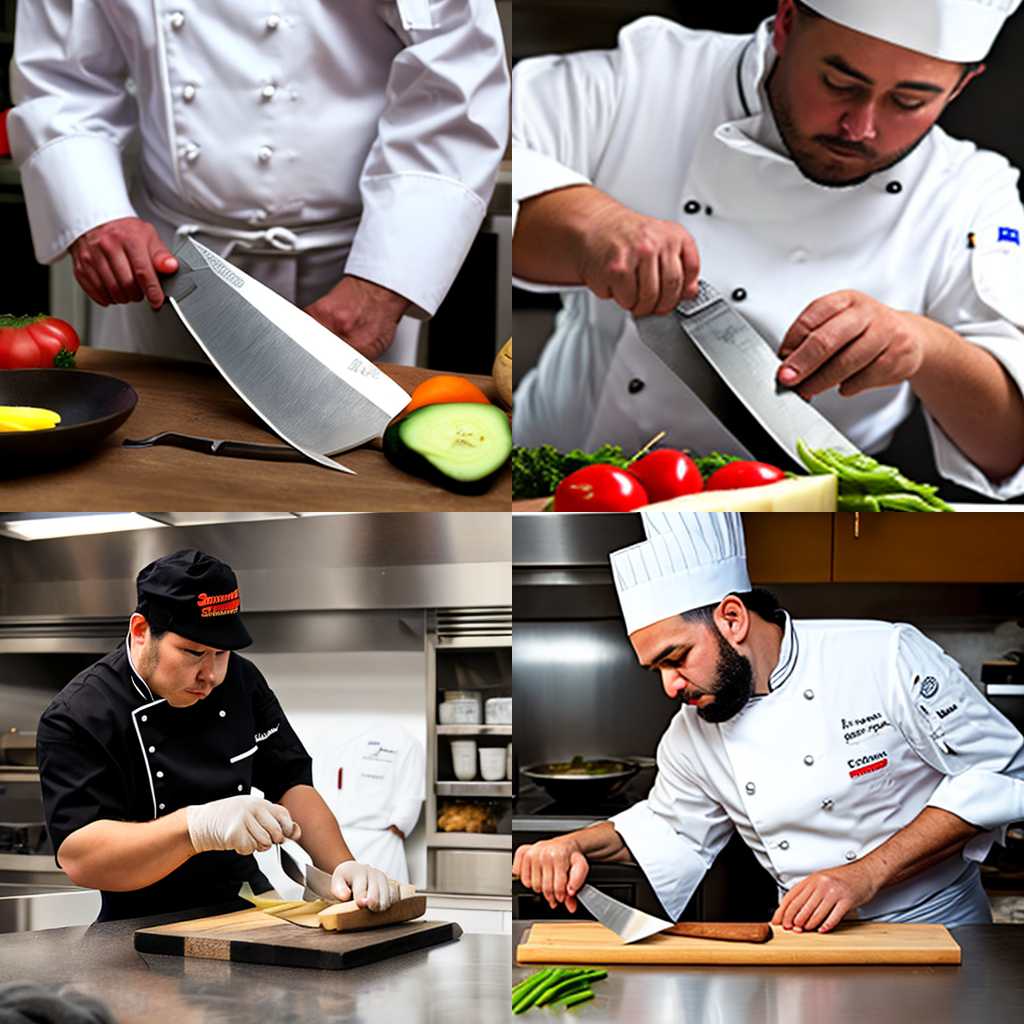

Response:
(576, 883), (673, 944)
(303, 863), (336, 902)
(634, 281), (860, 470)
(163, 238), (410, 471)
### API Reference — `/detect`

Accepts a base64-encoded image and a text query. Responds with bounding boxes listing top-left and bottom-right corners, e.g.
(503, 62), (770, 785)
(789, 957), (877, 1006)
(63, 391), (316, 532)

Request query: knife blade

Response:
(633, 281), (860, 471)
(162, 237), (410, 473)
(576, 884), (772, 944)
(123, 431), (319, 464)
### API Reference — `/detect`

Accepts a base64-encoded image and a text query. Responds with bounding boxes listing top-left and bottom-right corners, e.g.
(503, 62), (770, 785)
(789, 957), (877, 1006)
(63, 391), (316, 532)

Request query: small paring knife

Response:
(576, 883), (772, 945)
(122, 431), (353, 472)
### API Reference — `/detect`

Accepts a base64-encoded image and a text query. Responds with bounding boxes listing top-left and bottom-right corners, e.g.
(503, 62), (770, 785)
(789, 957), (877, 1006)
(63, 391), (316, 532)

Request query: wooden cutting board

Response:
(135, 906), (461, 970)
(516, 921), (961, 966)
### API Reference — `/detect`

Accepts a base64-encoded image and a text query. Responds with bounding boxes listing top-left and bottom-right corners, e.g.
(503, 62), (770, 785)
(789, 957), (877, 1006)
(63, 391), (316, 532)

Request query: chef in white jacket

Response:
(512, 0), (1024, 499)
(324, 723), (425, 883)
(513, 511), (1024, 931)
(9, 1), (508, 364)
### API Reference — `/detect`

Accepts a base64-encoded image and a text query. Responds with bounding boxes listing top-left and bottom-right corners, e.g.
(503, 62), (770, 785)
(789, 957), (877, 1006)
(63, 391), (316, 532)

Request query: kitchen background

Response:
(0, 512), (511, 935)
(513, 513), (1024, 926)
(510, 0), (1024, 390)
(0, 0), (513, 373)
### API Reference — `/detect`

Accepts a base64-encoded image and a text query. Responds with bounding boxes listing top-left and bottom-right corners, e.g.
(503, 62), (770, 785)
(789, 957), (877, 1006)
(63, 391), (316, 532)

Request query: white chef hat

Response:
(609, 511), (751, 636)
(801, 0), (1022, 61)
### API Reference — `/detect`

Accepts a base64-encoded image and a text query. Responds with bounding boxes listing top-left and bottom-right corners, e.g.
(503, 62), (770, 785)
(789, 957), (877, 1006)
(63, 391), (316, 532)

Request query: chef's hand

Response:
(330, 860), (398, 912)
(777, 291), (927, 399)
(771, 860), (882, 934)
(185, 795), (300, 855)
(575, 195), (701, 317)
(70, 217), (179, 310)
(304, 275), (411, 362)
(513, 837), (590, 913)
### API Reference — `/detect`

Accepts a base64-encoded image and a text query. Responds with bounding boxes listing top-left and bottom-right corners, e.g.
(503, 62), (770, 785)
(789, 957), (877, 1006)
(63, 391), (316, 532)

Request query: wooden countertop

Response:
(1, 349), (511, 511)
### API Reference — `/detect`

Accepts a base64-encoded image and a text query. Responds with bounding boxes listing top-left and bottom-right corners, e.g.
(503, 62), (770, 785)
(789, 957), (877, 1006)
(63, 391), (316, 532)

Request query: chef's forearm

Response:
(512, 185), (610, 285)
(859, 806), (980, 891)
(909, 314), (1024, 480)
(565, 821), (635, 864)
(56, 810), (195, 891)
(278, 784), (355, 873)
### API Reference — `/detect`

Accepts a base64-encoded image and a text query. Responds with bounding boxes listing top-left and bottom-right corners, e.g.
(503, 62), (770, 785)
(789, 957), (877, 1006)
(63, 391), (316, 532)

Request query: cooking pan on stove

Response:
(521, 755), (640, 805)
(0, 369), (137, 468)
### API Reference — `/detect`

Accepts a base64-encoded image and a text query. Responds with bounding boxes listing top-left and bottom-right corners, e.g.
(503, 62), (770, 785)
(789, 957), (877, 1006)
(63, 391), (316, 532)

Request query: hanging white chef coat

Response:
(609, 614), (1024, 926)
(323, 723), (425, 883)
(9, 0), (509, 362)
(512, 17), (1024, 500)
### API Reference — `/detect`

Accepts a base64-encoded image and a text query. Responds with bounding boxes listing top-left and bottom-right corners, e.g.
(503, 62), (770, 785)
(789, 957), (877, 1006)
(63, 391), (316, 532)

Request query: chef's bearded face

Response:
(768, 0), (983, 188)
(130, 613), (230, 708)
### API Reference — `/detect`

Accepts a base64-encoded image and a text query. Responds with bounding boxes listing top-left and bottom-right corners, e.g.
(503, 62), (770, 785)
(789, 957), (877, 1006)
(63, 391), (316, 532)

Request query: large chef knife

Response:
(576, 883), (771, 945)
(162, 237), (411, 474)
(633, 281), (859, 471)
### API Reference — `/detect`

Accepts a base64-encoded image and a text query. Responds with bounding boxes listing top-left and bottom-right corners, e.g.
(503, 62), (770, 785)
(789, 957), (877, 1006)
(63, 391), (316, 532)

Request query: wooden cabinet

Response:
(742, 513), (833, 583)
(832, 513), (1024, 582)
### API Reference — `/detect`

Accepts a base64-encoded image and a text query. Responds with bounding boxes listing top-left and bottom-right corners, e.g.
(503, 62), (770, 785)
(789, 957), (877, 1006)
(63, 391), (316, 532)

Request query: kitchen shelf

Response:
(436, 724), (512, 736)
(429, 833), (512, 850)
(436, 781), (513, 798)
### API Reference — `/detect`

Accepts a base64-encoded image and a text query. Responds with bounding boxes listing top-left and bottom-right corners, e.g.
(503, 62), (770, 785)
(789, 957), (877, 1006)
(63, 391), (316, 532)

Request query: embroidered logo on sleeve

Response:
(998, 226), (1020, 245)
(255, 724), (279, 743)
(848, 750), (888, 778)
(936, 703), (959, 719)
(919, 676), (939, 699)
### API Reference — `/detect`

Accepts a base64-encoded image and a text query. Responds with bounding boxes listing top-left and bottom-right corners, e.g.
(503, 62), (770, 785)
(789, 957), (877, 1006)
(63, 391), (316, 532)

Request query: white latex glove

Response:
(330, 860), (399, 912)
(186, 795), (301, 855)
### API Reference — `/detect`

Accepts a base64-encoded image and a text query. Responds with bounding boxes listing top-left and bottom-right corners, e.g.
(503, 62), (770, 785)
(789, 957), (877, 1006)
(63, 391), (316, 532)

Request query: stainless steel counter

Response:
(513, 922), (1024, 1024)
(0, 906), (510, 1023)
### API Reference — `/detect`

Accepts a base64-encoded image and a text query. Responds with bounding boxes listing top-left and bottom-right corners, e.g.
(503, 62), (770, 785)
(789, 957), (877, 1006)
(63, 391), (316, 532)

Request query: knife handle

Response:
(665, 922), (773, 943)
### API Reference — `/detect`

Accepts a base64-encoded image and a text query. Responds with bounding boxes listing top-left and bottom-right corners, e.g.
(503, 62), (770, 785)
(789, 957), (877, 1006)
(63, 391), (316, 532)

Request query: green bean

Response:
(537, 977), (598, 1007)
(513, 969), (570, 1013)
(561, 989), (596, 1009)
(512, 967), (552, 998)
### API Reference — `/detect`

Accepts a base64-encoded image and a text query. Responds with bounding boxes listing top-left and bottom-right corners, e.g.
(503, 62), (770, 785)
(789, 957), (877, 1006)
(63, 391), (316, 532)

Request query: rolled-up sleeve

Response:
(886, 624), (1024, 862)
(8, 0), (138, 264)
(609, 715), (734, 921)
(345, 0), (509, 318)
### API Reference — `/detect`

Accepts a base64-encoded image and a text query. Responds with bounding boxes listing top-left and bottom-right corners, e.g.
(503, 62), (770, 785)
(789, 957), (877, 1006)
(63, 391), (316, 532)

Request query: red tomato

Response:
(705, 461), (786, 491)
(629, 449), (703, 502)
(553, 464), (649, 512)
(0, 315), (80, 370)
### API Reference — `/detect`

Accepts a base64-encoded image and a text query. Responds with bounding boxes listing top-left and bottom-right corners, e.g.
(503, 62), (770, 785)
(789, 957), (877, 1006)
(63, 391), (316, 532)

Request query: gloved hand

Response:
(186, 795), (301, 855)
(330, 860), (400, 911)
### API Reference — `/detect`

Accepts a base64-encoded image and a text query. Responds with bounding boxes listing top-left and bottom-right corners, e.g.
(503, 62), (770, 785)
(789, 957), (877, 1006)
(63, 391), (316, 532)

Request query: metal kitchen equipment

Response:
(633, 280), (859, 471)
(163, 237), (411, 473)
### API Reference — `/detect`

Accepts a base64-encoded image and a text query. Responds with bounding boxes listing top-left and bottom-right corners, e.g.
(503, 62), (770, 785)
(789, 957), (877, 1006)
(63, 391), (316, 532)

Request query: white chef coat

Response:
(322, 723), (425, 883)
(610, 613), (1024, 926)
(512, 17), (1024, 500)
(9, 0), (508, 359)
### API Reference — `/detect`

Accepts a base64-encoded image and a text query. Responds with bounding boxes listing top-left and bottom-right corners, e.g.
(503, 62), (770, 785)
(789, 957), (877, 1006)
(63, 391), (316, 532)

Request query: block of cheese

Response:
(645, 474), (837, 512)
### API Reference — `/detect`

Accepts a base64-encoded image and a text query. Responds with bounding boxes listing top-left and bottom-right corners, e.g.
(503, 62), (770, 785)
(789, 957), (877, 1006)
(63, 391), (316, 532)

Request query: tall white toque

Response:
(801, 0), (1022, 61)
(609, 511), (751, 637)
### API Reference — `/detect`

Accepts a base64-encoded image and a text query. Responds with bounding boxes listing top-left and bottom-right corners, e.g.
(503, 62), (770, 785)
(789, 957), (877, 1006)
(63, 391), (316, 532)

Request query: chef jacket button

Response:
(237, 784), (244, 792)
(886, 181), (903, 194)
(790, 249), (808, 263)
(683, 200), (700, 215)
(182, 83), (196, 103)
(731, 288), (747, 302)
(219, 709), (227, 717)
(260, 84), (276, 101)
(803, 755), (814, 766)
(628, 378), (645, 394)
(704, 205), (713, 215)
(257, 145), (273, 163)
(845, 850), (857, 861)
(156, 771), (164, 779)
(170, 11), (185, 30)
(821, 799), (833, 810)
(141, 715), (148, 723)
(184, 144), (200, 163)
(148, 746), (156, 754)
(803, 689), (814, 700)
(266, 13), (281, 30)
(779, 840), (790, 850)
(745, 782), (756, 795)
(159, 803), (166, 811)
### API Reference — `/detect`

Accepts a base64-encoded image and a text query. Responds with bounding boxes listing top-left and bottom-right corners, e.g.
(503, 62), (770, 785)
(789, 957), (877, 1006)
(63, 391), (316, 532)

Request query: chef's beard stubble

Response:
(697, 625), (755, 724)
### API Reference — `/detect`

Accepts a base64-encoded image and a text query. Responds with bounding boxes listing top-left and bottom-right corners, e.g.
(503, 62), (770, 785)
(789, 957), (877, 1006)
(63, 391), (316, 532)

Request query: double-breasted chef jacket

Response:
(512, 17), (1024, 500)
(9, 0), (509, 360)
(610, 614), (1024, 926)
(36, 637), (313, 922)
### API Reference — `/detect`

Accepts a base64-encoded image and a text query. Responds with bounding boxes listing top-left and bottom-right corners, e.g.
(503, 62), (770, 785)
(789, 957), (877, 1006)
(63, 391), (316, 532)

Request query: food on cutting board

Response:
(554, 464), (649, 512)
(493, 337), (513, 409)
(704, 460), (786, 491)
(0, 405), (62, 432)
(649, 473), (837, 511)
(437, 800), (499, 833)
(513, 967), (609, 1015)
(384, 402), (512, 494)
(239, 881), (421, 931)
(402, 373), (491, 415)
(0, 314), (80, 369)
(628, 448), (703, 502)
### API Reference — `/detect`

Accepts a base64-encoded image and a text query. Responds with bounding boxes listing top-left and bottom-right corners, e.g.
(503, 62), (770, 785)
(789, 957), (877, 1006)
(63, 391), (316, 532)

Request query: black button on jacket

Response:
(37, 642), (313, 922)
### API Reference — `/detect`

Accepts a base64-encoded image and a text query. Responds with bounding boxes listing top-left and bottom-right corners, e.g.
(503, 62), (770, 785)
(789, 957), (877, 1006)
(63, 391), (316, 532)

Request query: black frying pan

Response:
(0, 369), (138, 469)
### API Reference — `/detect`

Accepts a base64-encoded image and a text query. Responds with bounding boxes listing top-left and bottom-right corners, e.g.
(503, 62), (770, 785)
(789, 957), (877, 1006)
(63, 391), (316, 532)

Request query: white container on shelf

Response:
(450, 740), (478, 780)
(506, 743), (512, 780)
(439, 699), (482, 725)
(479, 747), (505, 781)
(484, 697), (512, 724)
